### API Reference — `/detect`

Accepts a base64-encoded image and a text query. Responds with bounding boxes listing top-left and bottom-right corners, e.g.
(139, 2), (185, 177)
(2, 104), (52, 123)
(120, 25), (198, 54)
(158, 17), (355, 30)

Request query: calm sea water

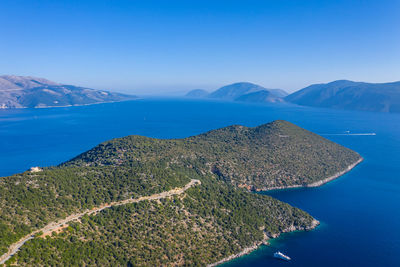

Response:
(1, 99), (399, 266)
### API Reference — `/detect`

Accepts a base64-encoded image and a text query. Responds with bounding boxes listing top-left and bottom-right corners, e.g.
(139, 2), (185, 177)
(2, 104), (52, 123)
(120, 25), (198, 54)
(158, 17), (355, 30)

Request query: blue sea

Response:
(1, 99), (399, 266)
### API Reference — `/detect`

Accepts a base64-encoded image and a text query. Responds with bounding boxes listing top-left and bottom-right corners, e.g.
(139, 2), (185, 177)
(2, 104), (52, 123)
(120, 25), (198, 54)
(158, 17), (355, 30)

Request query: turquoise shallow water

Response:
(1, 98), (399, 266)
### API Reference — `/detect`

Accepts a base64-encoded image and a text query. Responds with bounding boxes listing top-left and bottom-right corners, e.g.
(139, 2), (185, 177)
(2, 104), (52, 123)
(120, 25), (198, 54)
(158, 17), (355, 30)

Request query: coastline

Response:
(0, 98), (139, 110)
(209, 158), (362, 266)
(258, 157), (364, 191)
(207, 235), (269, 267)
(306, 157), (363, 187)
(208, 219), (320, 267)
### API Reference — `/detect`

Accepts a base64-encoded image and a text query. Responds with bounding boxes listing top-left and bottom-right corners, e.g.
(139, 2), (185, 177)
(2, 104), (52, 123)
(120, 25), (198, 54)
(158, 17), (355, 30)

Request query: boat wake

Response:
(320, 133), (376, 136)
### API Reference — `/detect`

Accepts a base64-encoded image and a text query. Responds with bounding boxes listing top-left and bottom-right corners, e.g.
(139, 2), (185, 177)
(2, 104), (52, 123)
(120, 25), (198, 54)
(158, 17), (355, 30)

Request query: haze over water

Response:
(1, 99), (399, 266)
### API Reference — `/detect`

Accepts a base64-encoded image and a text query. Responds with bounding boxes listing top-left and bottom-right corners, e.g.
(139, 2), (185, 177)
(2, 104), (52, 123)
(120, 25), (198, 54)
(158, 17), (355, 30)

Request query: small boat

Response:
(274, 251), (291, 261)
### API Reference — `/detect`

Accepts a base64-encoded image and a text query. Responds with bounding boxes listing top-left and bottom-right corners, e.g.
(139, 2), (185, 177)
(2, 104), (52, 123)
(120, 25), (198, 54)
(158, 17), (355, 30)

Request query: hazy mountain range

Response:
(186, 80), (400, 113)
(185, 82), (288, 103)
(0, 75), (136, 109)
(2, 75), (399, 113)
(285, 80), (400, 113)
(185, 89), (209, 98)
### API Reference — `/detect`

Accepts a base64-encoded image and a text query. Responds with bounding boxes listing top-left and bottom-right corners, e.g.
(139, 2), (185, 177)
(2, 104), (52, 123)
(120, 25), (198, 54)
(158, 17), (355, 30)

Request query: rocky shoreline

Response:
(207, 237), (269, 267)
(209, 158), (363, 266)
(307, 158), (363, 187)
(208, 219), (320, 267)
(257, 157), (363, 191)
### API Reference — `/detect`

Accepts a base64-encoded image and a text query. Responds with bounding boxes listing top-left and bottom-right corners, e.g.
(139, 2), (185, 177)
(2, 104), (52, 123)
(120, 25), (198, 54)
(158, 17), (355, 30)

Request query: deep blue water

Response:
(1, 99), (399, 266)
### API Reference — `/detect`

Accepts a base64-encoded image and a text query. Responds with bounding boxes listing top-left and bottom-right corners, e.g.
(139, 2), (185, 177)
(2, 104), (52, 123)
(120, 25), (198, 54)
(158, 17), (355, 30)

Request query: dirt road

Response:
(0, 179), (201, 264)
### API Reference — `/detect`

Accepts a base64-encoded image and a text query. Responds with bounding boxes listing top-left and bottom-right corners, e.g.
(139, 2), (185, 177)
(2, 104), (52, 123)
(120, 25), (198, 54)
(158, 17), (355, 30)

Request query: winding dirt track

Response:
(0, 179), (201, 264)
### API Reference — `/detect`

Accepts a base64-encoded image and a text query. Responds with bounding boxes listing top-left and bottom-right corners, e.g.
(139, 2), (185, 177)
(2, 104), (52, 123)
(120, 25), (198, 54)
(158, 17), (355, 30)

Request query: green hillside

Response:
(10, 178), (315, 266)
(0, 120), (361, 266)
(66, 120), (361, 190)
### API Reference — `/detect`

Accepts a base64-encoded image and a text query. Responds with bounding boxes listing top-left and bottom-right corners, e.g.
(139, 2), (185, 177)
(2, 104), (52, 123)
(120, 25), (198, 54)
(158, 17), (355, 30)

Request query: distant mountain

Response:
(235, 90), (285, 103)
(286, 80), (400, 113)
(186, 82), (288, 103)
(208, 82), (267, 100)
(185, 89), (209, 98)
(268, 88), (289, 98)
(0, 75), (136, 109)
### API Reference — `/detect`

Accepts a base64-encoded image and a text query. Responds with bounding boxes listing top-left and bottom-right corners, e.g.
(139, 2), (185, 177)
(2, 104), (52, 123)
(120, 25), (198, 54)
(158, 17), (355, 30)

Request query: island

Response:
(285, 80), (400, 113)
(0, 120), (362, 266)
(0, 75), (136, 109)
(186, 82), (288, 103)
(185, 80), (400, 113)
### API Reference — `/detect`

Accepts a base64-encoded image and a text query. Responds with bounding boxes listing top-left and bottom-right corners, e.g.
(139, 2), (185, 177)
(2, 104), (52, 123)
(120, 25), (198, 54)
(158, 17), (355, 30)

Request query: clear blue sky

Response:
(1, 0), (399, 94)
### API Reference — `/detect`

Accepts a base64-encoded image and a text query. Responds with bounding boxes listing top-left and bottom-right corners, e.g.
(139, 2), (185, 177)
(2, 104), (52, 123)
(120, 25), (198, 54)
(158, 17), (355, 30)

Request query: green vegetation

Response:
(66, 120), (361, 189)
(0, 164), (191, 255)
(0, 120), (361, 266)
(12, 179), (314, 266)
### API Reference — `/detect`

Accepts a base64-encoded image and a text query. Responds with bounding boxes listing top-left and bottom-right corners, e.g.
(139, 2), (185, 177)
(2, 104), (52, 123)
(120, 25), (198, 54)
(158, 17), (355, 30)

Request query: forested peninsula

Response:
(0, 120), (362, 266)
